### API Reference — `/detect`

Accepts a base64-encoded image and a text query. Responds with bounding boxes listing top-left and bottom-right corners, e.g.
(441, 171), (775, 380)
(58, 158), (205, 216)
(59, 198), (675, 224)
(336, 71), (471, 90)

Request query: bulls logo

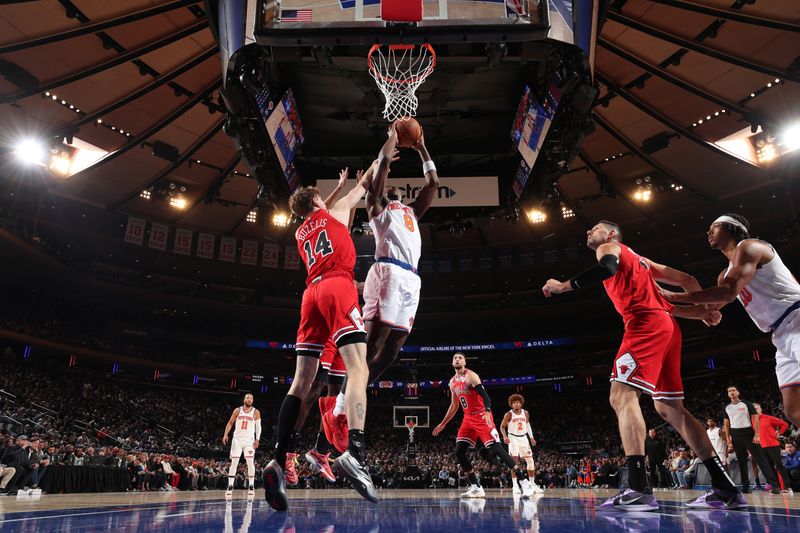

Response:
(615, 353), (637, 380)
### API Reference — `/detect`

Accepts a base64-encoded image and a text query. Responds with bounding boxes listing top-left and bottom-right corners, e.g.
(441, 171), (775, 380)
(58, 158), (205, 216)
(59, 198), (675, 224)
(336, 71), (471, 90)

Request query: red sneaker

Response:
(320, 397), (337, 448)
(305, 449), (336, 482)
(323, 409), (349, 454)
(285, 452), (299, 485)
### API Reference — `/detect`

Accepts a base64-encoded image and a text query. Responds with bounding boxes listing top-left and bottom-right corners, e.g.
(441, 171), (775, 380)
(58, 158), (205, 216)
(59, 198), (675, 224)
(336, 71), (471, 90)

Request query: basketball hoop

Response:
(368, 44), (436, 122)
(405, 416), (418, 443)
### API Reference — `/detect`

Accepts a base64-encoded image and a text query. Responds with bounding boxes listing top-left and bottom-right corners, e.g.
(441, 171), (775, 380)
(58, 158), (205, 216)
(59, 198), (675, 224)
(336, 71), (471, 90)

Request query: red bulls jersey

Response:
(295, 209), (356, 286)
(450, 372), (487, 416)
(603, 244), (673, 322)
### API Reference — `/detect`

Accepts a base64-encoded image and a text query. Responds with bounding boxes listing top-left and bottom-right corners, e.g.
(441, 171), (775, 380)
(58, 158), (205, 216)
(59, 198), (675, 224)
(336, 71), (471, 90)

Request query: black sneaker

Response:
(337, 451), (379, 503)
(263, 460), (288, 511)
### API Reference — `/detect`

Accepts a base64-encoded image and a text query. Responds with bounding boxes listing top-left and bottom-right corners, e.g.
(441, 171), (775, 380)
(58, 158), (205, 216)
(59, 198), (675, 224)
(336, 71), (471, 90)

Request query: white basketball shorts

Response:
(362, 262), (421, 333)
(773, 309), (800, 389)
(230, 437), (255, 459)
(508, 435), (532, 458)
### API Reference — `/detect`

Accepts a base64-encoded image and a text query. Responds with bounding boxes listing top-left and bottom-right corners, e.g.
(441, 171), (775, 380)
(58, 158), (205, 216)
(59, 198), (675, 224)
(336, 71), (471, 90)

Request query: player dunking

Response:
(500, 394), (544, 495)
(330, 124), (438, 424)
(663, 214), (800, 427)
(263, 169), (377, 511)
(433, 352), (535, 499)
(542, 220), (744, 510)
(222, 393), (261, 497)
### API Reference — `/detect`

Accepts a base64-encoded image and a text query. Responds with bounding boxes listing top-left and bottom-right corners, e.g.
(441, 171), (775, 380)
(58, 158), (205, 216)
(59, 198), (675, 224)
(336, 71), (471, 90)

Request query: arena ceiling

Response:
(0, 0), (799, 250)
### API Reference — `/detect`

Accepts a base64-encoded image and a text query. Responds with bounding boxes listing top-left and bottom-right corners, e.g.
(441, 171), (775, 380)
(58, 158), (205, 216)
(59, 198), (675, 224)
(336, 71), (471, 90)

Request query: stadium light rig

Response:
(272, 212), (289, 227)
(169, 197), (187, 210)
(13, 138), (47, 165)
(526, 209), (547, 224)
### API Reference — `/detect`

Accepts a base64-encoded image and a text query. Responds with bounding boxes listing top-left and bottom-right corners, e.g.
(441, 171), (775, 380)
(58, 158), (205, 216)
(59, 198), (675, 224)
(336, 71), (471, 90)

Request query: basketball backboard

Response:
(256, 0), (551, 46)
(393, 405), (430, 428)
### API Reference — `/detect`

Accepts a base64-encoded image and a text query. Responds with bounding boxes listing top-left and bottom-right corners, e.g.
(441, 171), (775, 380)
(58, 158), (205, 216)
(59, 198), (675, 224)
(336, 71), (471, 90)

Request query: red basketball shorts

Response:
(296, 274), (366, 356)
(457, 413), (499, 448)
(319, 337), (346, 377)
(610, 310), (683, 400)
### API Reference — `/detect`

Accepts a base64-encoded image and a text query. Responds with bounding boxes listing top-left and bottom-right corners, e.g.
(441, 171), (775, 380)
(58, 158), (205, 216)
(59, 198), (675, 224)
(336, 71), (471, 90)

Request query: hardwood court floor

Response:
(2, 488), (800, 531)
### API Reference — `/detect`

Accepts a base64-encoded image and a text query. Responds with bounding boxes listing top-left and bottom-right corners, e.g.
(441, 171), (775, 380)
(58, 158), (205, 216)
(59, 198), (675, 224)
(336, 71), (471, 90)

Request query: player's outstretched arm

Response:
(366, 125), (399, 220)
(222, 408), (239, 445)
(408, 135), (440, 219)
(671, 305), (722, 325)
(432, 388), (459, 436)
(329, 167), (372, 226)
(542, 242), (620, 297)
(666, 240), (769, 305)
(323, 167), (350, 209)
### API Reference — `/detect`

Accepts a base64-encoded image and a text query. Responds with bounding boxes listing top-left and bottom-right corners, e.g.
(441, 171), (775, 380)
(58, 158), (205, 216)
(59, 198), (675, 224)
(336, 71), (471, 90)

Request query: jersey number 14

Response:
(303, 230), (334, 267)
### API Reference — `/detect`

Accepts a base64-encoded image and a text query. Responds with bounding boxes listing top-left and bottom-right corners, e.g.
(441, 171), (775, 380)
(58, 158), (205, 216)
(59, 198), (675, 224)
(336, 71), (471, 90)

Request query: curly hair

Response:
(719, 213), (750, 243)
(508, 393), (525, 407)
(288, 186), (321, 217)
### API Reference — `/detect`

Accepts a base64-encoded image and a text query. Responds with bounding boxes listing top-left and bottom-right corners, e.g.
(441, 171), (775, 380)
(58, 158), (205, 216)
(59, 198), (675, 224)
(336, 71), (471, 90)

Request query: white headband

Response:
(713, 215), (748, 234)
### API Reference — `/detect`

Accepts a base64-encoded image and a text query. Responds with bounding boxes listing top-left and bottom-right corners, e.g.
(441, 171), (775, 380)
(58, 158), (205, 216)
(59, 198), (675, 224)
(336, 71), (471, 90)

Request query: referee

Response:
(723, 385), (780, 494)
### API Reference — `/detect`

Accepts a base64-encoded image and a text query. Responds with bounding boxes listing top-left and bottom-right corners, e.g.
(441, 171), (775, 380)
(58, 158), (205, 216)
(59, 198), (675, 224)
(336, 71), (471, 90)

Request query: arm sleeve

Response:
(473, 384), (492, 411)
(255, 419), (262, 441)
(569, 254), (619, 289)
(526, 423), (533, 438)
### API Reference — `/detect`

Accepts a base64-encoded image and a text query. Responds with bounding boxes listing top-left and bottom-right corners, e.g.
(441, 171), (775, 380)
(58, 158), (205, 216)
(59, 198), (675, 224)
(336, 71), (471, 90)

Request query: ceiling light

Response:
(779, 123), (800, 152)
(561, 205), (575, 219)
(14, 139), (47, 165)
(140, 190), (151, 200)
(272, 212), (289, 227)
(246, 209), (257, 223)
(526, 209), (546, 224)
(170, 197), (187, 210)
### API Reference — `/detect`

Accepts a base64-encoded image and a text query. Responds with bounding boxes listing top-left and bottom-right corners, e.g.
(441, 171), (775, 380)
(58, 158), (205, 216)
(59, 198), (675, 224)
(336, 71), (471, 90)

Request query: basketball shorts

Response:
(230, 437), (255, 459)
(508, 435), (532, 458)
(457, 414), (499, 448)
(772, 308), (800, 389)
(610, 310), (684, 400)
(296, 274), (366, 356)
(320, 337), (346, 377)
(363, 262), (421, 333)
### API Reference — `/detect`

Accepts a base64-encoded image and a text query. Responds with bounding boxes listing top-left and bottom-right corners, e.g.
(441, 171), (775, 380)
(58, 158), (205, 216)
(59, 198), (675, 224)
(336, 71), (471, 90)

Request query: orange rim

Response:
(368, 44), (436, 86)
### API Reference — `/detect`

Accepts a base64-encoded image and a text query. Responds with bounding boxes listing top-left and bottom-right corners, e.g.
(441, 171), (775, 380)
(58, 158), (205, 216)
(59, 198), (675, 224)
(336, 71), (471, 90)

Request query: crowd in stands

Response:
(2, 352), (800, 496)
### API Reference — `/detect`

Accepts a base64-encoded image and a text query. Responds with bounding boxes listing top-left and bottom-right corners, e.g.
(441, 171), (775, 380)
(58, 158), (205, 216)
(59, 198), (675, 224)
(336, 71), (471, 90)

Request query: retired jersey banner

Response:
(316, 176), (499, 207)
(262, 243), (279, 268)
(219, 236), (237, 263)
(196, 233), (215, 259)
(148, 223), (168, 251)
(173, 228), (193, 255)
(284, 247), (300, 270)
(241, 240), (258, 266)
(124, 216), (146, 245)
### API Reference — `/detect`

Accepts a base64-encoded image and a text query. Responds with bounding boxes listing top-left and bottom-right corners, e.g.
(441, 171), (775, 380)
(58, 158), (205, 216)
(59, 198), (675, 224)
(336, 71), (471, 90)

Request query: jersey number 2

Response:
(303, 230), (334, 267)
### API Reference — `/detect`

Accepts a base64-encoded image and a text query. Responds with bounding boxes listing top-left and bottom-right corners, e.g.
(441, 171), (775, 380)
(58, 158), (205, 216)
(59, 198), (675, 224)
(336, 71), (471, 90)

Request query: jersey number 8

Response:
(459, 396), (468, 410)
(403, 213), (415, 232)
(303, 230), (334, 267)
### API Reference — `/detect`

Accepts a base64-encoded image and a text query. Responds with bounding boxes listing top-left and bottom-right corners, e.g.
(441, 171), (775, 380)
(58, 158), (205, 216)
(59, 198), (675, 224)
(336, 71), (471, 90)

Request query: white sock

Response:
(332, 391), (346, 417)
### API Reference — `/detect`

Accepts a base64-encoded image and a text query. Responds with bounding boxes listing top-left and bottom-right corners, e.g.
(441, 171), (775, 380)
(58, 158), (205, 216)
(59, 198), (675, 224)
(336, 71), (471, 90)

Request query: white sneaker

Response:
(512, 482), (521, 496)
(519, 478), (535, 499)
(225, 486), (233, 498)
(532, 483), (545, 494)
(461, 485), (486, 498)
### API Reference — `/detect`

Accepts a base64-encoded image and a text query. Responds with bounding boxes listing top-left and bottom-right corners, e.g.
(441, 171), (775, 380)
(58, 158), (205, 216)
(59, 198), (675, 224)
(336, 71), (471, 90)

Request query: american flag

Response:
(281, 9), (312, 22)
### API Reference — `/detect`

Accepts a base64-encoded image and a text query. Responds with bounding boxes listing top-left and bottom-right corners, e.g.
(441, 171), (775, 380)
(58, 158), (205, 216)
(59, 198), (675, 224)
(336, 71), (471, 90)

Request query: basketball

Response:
(395, 117), (423, 148)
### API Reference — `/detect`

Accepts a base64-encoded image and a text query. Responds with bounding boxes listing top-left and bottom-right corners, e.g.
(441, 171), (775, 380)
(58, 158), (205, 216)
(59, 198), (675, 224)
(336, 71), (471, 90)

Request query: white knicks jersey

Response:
(370, 200), (422, 268)
(727, 241), (800, 332)
(508, 410), (528, 437)
(706, 427), (726, 455)
(233, 406), (256, 441)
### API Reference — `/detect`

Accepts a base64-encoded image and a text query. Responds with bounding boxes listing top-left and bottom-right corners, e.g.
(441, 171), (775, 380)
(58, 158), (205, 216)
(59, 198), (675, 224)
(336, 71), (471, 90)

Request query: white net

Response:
(368, 44), (436, 121)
